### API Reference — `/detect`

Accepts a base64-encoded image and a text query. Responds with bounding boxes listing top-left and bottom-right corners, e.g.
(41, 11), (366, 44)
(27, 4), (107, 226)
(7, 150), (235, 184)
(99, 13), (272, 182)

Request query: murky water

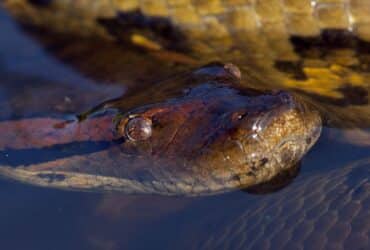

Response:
(0, 8), (369, 250)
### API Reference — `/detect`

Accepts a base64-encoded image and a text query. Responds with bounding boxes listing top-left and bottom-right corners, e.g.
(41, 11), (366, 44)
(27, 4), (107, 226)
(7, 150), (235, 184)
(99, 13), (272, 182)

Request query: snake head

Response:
(0, 64), (321, 195)
(113, 67), (321, 194)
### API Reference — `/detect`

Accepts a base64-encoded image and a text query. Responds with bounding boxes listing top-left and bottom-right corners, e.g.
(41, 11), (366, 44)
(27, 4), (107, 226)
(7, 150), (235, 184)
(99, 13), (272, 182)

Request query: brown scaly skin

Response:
(0, 1), (367, 249)
(2, 0), (369, 196)
(0, 64), (321, 195)
(2, 0), (370, 127)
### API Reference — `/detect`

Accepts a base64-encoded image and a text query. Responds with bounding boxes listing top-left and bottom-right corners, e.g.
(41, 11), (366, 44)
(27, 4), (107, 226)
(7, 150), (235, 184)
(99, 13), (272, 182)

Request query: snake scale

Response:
(167, 159), (369, 250)
(0, 0), (328, 195)
(0, 1), (370, 248)
(3, 0), (370, 124)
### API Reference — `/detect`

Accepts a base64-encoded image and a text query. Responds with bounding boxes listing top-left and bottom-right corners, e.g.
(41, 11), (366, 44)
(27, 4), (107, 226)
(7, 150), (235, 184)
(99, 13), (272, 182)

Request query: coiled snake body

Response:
(1, 0), (370, 249)
(0, 0), (330, 195)
(0, 0), (369, 190)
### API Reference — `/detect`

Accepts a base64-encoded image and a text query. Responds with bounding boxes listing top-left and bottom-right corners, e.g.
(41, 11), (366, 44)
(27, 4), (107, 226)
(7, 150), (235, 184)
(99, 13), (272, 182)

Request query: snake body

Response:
(170, 159), (370, 250)
(1, 0), (370, 191)
(0, 1), (370, 249)
(3, 0), (370, 125)
(0, 0), (369, 192)
(0, 63), (321, 195)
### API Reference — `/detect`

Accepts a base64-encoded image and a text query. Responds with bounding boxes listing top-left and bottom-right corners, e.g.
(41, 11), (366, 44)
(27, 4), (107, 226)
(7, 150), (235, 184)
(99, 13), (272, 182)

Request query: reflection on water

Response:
(0, 7), (369, 250)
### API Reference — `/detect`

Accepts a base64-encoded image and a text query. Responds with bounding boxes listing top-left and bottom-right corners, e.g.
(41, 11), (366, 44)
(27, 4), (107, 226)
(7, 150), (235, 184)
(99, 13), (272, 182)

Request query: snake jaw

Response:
(0, 60), (321, 195)
(198, 91), (322, 190)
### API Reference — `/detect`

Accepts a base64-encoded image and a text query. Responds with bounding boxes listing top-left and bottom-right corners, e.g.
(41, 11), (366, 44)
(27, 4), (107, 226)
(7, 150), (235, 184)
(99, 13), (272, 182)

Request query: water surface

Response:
(0, 8), (369, 250)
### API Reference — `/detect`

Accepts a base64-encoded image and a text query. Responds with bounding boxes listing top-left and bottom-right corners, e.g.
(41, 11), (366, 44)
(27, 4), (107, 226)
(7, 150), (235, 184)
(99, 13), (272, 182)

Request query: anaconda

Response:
(169, 158), (370, 250)
(0, 63), (321, 195)
(1, 1), (370, 249)
(79, 158), (369, 250)
(0, 0), (369, 195)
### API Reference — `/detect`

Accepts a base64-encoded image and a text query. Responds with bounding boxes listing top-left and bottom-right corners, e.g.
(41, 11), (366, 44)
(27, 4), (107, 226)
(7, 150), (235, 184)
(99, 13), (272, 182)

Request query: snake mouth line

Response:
(0, 59), (322, 195)
(0, 108), (321, 196)
(0, 113), (320, 196)
(0, 130), (318, 196)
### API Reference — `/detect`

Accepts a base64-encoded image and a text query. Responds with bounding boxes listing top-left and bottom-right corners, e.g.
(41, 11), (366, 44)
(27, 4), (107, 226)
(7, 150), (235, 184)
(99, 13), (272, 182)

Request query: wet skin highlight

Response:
(0, 64), (321, 195)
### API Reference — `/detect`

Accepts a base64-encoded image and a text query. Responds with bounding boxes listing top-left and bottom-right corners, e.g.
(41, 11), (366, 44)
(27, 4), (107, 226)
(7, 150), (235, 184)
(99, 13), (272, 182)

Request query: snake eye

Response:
(231, 111), (248, 121)
(118, 116), (153, 141)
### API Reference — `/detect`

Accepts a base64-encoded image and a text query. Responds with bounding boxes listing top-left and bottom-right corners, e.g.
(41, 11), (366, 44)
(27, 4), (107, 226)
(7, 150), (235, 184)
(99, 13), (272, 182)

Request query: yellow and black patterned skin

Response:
(1, 1), (369, 249)
(0, 0), (369, 193)
(3, 0), (370, 126)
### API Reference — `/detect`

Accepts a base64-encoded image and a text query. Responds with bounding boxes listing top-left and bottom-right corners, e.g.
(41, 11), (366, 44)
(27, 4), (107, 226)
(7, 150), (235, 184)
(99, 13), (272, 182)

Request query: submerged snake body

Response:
(0, 1), (369, 249)
(171, 159), (370, 250)
(0, 0), (369, 194)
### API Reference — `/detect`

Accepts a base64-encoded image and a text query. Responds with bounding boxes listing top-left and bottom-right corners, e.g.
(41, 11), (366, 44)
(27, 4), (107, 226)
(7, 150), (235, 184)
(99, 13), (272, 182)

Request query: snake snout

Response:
(239, 91), (300, 137)
(222, 90), (322, 188)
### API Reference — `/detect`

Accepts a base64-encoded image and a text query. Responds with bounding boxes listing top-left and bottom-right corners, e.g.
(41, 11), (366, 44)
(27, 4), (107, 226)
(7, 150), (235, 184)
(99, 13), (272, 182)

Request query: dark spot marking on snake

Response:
(295, 84), (368, 107)
(37, 173), (66, 183)
(291, 29), (358, 55)
(306, 137), (312, 145)
(275, 61), (307, 80)
(250, 163), (258, 172)
(245, 164), (300, 194)
(0, 141), (113, 167)
(276, 29), (370, 79)
(27, 0), (53, 7)
(132, 169), (156, 182)
(260, 158), (269, 166)
(336, 84), (368, 105)
(231, 175), (241, 182)
(97, 10), (188, 51)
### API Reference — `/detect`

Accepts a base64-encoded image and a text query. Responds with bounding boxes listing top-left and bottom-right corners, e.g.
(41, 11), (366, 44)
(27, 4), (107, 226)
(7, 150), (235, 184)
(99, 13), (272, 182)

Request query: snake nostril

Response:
(276, 91), (295, 106)
(231, 111), (249, 121)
